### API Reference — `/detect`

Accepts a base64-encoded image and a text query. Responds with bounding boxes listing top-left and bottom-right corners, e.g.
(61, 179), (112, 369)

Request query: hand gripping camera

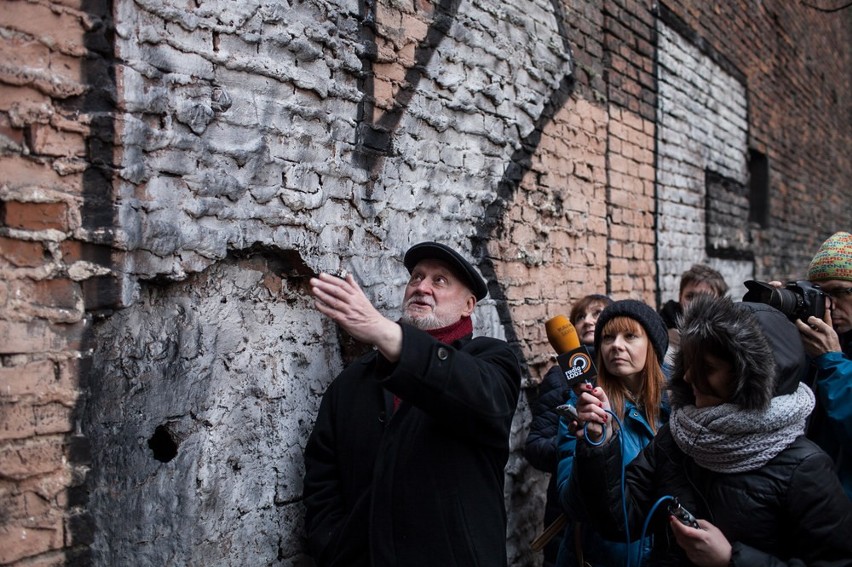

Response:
(743, 280), (826, 322)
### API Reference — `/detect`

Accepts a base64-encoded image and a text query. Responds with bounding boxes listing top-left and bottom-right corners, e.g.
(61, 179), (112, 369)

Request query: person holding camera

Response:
(798, 231), (852, 500)
(302, 242), (521, 567)
(570, 296), (852, 566)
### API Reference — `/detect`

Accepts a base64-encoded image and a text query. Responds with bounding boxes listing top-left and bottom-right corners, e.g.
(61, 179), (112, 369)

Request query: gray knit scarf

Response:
(669, 383), (815, 473)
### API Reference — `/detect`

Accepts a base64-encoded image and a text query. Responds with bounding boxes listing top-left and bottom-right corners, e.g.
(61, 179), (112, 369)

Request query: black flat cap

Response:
(403, 242), (488, 301)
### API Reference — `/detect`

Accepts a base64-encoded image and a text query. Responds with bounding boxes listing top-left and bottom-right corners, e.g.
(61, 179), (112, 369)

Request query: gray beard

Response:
(399, 311), (446, 330)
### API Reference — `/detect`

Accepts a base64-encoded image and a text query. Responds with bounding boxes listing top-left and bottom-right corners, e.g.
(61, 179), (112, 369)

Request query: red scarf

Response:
(393, 317), (473, 412)
(425, 316), (473, 344)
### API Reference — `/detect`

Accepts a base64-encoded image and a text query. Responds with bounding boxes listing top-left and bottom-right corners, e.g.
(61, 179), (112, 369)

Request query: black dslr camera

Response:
(743, 280), (826, 322)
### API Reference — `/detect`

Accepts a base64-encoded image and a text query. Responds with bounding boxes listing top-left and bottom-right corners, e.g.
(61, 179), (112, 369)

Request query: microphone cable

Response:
(636, 495), (676, 566)
(579, 408), (633, 567)
(579, 410), (701, 567)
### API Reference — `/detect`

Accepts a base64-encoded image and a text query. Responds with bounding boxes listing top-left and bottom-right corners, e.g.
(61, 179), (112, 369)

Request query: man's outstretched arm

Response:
(310, 272), (403, 362)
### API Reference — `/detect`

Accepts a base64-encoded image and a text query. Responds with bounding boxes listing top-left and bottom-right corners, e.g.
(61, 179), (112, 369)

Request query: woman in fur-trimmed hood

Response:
(670, 294), (809, 410)
(569, 296), (852, 566)
(666, 297), (815, 475)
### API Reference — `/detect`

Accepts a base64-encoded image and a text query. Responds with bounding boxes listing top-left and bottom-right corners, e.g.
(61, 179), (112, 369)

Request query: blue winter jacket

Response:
(555, 395), (668, 567)
(810, 343), (852, 499)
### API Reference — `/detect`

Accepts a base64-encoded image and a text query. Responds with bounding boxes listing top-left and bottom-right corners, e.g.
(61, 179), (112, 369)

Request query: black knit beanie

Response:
(594, 299), (669, 365)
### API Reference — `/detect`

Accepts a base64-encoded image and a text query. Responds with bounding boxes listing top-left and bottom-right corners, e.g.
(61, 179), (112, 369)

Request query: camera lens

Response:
(768, 288), (801, 317)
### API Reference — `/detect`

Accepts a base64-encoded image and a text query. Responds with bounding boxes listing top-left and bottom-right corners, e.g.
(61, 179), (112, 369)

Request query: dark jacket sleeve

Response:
(813, 352), (852, 452)
(524, 365), (570, 473)
(378, 323), (522, 448)
(572, 430), (630, 540)
(730, 448), (852, 567)
(573, 428), (664, 542)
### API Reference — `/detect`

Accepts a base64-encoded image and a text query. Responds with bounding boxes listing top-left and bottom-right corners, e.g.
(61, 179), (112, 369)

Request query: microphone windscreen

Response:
(545, 315), (581, 354)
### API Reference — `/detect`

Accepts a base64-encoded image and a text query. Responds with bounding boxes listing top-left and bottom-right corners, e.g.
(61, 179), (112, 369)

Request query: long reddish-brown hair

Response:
(595, 316), (666, 432)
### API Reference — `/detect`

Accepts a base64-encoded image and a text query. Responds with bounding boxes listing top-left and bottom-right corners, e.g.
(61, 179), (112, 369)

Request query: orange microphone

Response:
(544, 315), (597, 387)
(545, 315), (581, 354)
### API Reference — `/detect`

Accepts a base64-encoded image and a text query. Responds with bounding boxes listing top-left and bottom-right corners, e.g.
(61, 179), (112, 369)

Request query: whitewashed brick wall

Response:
(83, 0), (572, 564)
(656, 22), (752, 301)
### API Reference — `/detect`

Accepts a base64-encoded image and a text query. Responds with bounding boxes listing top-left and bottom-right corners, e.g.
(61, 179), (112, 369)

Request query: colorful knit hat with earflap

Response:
(807, 231), (852, 282)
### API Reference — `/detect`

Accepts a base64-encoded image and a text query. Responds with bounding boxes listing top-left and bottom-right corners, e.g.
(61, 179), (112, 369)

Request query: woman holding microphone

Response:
(554, 299), (669, 567)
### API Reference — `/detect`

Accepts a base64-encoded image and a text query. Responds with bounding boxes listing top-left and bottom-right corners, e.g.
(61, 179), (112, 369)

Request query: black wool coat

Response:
(303, 323), (521, 567)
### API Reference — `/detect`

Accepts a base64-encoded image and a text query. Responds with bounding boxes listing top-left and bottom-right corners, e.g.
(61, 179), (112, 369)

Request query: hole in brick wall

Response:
(148, 424), (179, 463)
(748, 148), (770, 227)
(233, 246), (315, 298)
(705, 169), (751, 259)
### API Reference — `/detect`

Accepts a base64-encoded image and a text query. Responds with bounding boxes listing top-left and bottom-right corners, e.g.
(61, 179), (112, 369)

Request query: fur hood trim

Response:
(670, 296), (807, 411)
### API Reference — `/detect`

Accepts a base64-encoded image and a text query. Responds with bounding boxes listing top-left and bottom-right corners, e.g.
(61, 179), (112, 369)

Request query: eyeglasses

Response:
(821, 287), (852, 300)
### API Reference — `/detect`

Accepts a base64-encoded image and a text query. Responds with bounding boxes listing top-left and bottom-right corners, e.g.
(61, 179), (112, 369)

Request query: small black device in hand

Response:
(668, 499), (700, 529)
(556, 403), (580, 422)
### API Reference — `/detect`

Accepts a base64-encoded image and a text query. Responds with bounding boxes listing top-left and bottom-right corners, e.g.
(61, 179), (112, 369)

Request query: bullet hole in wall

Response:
(148, 424), (179, 463)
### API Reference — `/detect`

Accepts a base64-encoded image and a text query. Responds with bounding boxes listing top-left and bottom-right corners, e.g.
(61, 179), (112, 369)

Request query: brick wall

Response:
(654, 2), (852, 296)
(1, 0), (849, 565)
(655, 15), (753, 300)
(0, 0), (115, 562)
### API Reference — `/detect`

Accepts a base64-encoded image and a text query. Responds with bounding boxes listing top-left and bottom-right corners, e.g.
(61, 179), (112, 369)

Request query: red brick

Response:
(1, 490), (27, 519)
(0, 320), (85, 354)
(13, 551), (67, 567)
(33, 403), (74, 436)
(27, 124), (86, 158)
(0, 237), (47, 267)
(58, 240), (113, 267)
(0, 2), (87, 56)
(0, 360), (58, 398)
(2, 201), (69, 232)
(12, 278), (82, 311)
(0, 401), (36, 440)
(0, 112), (26, 146)
(0, 36), (50, 77)
(25, 492), (53, 520)
(0, 436), (66, 480)
(0, 84), (50, 113)
(52, 0), (88, 10)
(0, 155), (82, 194)
(0, 519), (64, 564)
(50, 104), (89, 136)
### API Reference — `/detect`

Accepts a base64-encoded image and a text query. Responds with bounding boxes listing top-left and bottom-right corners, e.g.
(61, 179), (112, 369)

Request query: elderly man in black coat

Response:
(302, 242), (521, 567)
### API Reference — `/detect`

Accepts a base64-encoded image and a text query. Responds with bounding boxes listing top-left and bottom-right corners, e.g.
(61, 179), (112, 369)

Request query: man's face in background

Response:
(817, 279), (852, 334)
